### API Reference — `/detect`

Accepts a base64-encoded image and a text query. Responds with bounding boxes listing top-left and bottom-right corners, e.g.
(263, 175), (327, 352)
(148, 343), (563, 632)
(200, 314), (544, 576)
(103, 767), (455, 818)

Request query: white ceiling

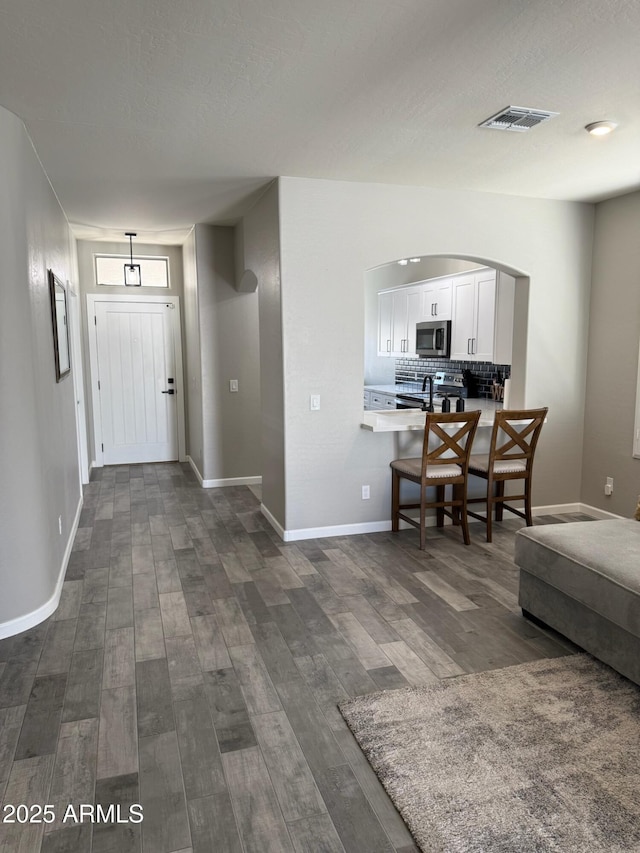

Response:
(1, 0), (639, 242)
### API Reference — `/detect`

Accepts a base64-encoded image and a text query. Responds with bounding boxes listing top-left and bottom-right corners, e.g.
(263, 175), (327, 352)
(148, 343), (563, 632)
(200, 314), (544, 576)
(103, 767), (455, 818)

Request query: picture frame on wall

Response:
(48, 269), (71, 382)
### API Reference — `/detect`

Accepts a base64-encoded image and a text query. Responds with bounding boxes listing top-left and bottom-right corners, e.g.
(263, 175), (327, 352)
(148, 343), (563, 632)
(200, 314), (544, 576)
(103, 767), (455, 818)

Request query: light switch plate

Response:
(310, 394), (321, 411)
(229, 379), (239, 392)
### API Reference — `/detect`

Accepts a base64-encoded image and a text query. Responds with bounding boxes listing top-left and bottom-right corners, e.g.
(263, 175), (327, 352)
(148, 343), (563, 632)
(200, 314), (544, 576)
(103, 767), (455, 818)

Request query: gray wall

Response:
(192, 224), (261, 482)
(183, 229), (204, 475)
(76, 239), (185, 465)
(0, 105), (80, 632)
(581, 190), (640, 514)
(243, 183), (285, 524)
(247, 177), (593, 534)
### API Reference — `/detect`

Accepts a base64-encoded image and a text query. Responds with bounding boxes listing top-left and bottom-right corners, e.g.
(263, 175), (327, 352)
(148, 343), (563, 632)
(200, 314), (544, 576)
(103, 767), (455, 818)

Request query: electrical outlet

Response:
(229, 379), (239, 392)
(310, 395), (321, 411)
(361, 485), (370, 500)
(604, 476), (614, 496)
(58, 515), (62, 535)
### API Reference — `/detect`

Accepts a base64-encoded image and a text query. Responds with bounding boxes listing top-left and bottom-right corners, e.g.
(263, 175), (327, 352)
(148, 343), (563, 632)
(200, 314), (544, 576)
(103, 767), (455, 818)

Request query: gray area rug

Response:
(339, 655), (640, 852)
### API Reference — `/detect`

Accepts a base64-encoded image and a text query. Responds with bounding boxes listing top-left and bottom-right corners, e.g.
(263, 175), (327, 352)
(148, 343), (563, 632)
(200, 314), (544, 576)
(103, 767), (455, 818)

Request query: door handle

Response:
(161, 389), (175, 395)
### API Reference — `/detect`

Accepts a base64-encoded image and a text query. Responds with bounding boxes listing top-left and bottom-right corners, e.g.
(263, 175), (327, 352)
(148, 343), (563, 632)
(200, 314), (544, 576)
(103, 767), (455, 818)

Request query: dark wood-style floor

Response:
(0, 463), (588, 853)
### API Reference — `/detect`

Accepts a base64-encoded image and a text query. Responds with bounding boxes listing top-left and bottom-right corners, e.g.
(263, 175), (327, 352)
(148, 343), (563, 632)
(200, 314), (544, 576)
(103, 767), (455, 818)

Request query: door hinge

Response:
(94, 316), (97, 325)
(98, 380), (101, 390)
(101, 443), (104, 452)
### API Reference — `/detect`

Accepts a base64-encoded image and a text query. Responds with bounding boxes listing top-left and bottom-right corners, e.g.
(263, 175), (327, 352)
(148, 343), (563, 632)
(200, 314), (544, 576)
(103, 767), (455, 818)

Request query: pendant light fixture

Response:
(124, 232), (141, 286)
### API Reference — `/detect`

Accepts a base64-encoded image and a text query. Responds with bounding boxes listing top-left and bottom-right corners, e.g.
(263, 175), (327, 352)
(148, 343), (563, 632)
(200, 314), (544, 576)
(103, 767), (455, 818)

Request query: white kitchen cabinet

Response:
(450, 269), (497, 361)
(493, 271), (515, 365)
(422, 277), (452, 320)
(369, 391), (397, 409)
(449, 274), (476, 360)
(473, 269), (497, 361)
(377, 291), (394, 356)
(378, 285), (422, 357)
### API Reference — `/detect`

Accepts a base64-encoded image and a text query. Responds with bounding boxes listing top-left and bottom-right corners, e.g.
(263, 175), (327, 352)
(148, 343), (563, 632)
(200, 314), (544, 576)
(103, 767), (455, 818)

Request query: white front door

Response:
(93, 299), (179, 464)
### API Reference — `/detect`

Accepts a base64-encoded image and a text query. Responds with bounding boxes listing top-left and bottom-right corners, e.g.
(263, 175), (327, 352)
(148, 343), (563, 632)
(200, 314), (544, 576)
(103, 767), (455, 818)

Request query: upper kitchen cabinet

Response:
(377, 284), (422, 356)
(422, 277), (452, 320)
(376, 267), (513, 364)
(450, 268), (497, 361)
(378, 290), (393, 356)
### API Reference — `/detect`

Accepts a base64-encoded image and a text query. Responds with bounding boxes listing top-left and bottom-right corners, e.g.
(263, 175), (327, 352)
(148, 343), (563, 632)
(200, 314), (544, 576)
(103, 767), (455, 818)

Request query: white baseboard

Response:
(187, 456), (261, 489)
(285, 520), (393, 542)
(532, 502), (623, 520)
(260, 500), (624, 544)
(203, 476), (262, 488)
(261, 503), (287, 540)
(532, 502), (582, 516)
(187, 455), (204, 485)
(572, 502), (623, 520)
(260, 502), (395, 542)
(0, 494), (84, 640)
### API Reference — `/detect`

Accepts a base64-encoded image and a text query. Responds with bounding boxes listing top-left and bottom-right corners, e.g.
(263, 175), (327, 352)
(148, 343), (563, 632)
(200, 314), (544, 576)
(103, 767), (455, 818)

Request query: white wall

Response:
(268, 177), (593, 534)
(0, 105), (80, 634)
(581, 190), (640, 515)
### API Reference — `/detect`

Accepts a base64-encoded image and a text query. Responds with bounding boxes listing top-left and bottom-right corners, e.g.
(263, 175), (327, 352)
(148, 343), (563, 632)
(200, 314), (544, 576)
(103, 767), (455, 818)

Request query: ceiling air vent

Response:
(479, 106), (559, 132)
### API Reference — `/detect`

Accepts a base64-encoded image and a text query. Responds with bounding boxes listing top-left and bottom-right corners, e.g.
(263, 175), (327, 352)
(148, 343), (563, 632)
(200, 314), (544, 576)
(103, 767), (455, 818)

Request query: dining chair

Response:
(466, 407), (548, 542)
(390, 410), (481, 549)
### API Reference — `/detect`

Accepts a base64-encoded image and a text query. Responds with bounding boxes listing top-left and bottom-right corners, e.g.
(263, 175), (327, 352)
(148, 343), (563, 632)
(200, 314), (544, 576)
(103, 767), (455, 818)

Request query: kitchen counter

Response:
(362, 400), (503, 431)
(364, 383), (424, 395)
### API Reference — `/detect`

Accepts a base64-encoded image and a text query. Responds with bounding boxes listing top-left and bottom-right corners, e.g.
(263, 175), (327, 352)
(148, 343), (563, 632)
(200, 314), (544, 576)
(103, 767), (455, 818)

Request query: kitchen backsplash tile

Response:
(395, 357), (511, 398)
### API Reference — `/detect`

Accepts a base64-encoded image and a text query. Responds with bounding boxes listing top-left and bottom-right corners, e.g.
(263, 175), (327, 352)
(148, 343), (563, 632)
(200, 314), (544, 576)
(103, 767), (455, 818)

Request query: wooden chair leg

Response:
(485, 478), (493, 543)
(391, 471), (400, 532)
(436, 485), (445, 528)
(459, 482), (471, 545)
(452, 483), (461, 526)
(419, 487), (427, 550)
(495, 481), (505, 521)
(524, 476), (533, 526)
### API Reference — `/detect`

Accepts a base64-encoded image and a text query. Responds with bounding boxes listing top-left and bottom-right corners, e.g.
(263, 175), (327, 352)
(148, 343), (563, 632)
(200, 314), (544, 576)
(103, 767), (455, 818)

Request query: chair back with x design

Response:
(490, 408), (547, 471)
(421, 412), (480, 480)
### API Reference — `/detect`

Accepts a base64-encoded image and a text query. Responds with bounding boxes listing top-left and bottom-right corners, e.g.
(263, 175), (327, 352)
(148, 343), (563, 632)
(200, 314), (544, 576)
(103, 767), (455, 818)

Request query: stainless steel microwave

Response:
(416, 320), (451, 358)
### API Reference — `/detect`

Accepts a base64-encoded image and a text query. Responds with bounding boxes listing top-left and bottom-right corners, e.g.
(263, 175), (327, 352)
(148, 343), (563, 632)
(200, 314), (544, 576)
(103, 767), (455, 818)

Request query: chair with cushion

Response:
(391, 410), (481, 549)
(467, 407), (548, 542)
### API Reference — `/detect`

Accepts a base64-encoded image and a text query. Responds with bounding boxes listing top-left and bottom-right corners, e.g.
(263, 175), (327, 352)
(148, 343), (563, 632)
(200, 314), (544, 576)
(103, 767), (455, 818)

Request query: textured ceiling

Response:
(1, 0), (639, 241)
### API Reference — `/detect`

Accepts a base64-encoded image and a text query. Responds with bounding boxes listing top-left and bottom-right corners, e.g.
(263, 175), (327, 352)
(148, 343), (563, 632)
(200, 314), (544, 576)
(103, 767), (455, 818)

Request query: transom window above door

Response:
(94, 254), (170, 288)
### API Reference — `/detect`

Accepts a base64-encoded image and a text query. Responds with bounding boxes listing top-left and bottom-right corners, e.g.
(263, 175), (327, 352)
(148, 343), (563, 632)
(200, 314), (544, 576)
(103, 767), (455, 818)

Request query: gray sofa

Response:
(515, 519), (640, 685)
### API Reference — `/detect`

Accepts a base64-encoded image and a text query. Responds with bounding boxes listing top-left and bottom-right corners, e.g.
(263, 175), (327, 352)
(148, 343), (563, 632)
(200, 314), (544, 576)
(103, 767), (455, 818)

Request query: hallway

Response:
(0, 464), (579, 852)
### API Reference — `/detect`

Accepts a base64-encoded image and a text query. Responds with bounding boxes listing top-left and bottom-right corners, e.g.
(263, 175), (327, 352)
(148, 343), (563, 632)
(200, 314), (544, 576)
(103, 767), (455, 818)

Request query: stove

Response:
(433, 370), (465, 399)
(395, 370), (479, 410)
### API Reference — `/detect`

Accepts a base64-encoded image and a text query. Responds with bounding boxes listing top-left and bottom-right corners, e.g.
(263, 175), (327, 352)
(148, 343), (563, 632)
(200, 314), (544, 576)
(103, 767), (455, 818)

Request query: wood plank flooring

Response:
(0, 463), (587, 853)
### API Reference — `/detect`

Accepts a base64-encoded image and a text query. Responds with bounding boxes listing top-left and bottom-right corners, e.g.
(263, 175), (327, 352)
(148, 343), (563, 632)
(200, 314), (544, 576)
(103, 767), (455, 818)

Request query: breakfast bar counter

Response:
(361, 400), (503, 432)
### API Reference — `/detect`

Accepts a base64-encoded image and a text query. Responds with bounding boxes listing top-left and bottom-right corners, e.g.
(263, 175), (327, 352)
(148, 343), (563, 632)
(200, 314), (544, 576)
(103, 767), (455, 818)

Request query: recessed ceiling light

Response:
(397, 259), (408, 266)
(409, 258), (421, 263)
(585, 121), (617, 136)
